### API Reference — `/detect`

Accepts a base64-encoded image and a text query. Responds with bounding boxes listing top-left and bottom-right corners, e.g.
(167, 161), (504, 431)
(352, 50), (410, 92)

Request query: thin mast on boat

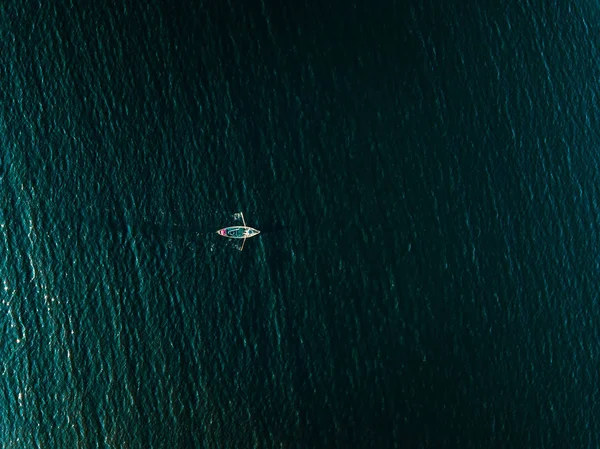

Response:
(240, 212), (247, 251)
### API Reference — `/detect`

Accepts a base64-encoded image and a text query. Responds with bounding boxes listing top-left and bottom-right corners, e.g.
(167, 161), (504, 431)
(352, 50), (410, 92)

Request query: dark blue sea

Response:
(1, 0), (599, 447)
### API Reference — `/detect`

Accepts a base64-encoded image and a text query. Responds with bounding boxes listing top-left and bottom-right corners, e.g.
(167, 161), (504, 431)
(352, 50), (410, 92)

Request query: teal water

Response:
(1, 1), (600, 447)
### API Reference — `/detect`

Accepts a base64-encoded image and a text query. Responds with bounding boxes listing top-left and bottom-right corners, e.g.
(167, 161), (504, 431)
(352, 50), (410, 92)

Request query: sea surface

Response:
(1, 0), (599, 447)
